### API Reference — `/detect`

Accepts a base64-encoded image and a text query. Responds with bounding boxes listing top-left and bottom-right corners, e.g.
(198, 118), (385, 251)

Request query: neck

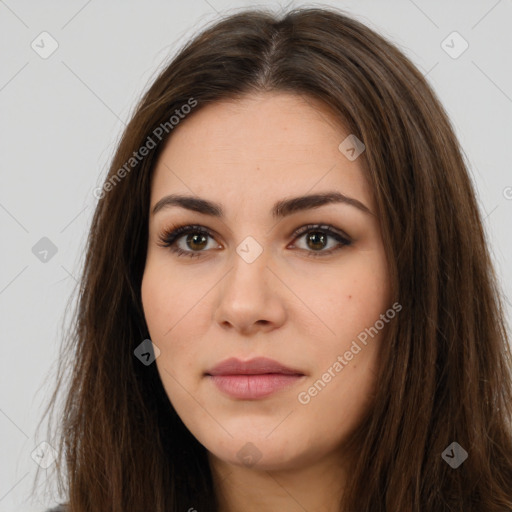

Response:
(208, 450), (347, 512)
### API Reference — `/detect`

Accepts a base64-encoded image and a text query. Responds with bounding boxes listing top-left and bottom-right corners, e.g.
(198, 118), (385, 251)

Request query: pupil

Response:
(187, 233), (207, 250)
(308, 232), (326, 250)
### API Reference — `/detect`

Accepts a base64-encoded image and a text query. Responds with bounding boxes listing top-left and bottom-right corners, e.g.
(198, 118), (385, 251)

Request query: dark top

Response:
(45, 506), (68, 512)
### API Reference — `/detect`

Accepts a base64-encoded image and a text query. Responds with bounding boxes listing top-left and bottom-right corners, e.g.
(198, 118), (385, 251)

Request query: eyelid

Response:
(156, 224), (220, 251)
(157, 222), (352, 258)
(290, 223), (351, 243)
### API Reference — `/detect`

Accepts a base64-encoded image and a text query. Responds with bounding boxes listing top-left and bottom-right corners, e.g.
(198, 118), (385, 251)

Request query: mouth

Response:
(205, 356), (305, 376)
(205, 357), (306, 399)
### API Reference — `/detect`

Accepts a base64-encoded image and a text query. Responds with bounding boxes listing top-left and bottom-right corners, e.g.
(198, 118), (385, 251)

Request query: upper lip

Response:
(205, 357), (305, 376)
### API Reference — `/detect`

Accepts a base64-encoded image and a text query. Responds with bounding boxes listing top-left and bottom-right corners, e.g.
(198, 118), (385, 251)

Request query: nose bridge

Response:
(228, 234), (270, 293)
(235, 233), (266, 267)
(213, 233), (286, 332)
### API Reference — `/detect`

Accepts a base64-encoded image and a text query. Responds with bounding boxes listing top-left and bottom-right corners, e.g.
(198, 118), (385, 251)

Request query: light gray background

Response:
(1, 1), (511, 510)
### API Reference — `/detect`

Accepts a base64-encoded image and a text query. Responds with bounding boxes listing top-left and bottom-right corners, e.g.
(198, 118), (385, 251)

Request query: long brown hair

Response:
(33, 6), (512, 511)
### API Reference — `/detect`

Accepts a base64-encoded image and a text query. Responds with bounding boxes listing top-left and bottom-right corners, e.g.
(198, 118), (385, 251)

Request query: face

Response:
(141, 92), (391, 473)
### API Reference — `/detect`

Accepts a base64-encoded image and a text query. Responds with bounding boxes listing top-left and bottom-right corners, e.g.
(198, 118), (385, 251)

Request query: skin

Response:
(141, 92), (391, 512)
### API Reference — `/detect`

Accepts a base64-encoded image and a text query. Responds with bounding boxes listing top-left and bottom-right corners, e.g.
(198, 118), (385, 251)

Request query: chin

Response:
(204, 432), (310, 472)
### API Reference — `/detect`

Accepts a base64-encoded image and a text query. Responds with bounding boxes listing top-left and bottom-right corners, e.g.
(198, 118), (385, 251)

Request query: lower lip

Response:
(207, 374), (304, 399)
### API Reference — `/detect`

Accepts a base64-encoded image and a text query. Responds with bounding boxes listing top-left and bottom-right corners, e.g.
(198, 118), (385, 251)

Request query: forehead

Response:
(149, 92), (372, 214)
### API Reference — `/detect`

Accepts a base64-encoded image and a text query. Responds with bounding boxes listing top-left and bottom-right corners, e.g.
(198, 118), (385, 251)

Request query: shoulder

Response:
(45, 505), (68, 512)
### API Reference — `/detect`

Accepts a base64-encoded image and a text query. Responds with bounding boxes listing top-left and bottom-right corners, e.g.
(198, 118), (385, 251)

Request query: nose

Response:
(213, 244), (287, 336)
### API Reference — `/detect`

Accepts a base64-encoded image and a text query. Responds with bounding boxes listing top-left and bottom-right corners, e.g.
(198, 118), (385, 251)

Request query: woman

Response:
(37, 6), (512, 511)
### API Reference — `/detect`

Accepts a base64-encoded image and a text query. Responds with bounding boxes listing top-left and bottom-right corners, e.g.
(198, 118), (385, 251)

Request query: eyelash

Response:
(157, 223), (352, 259)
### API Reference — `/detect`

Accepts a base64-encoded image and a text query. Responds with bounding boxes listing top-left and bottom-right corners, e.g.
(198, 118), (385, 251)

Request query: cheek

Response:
(141, 265), (207, 381)
(297, 256), (389, 346)
(141, 262), (199, 338)
(294, 252), (390, 409)
(141, 269), (169, 338)
(141, 267), (189, 364)
(142, 270), (190, 405)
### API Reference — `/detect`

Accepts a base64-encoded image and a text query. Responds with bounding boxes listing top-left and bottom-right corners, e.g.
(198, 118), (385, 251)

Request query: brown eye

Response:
(305, 231), (328, 251)
(158, 223), (351, 259)
(157, 224), (219, 258)
(185, 232), (208, 251)
(291, 224), (352, 257)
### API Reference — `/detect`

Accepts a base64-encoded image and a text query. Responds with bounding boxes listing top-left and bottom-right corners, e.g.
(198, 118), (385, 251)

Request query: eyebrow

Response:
(151, 191), (373, 219)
